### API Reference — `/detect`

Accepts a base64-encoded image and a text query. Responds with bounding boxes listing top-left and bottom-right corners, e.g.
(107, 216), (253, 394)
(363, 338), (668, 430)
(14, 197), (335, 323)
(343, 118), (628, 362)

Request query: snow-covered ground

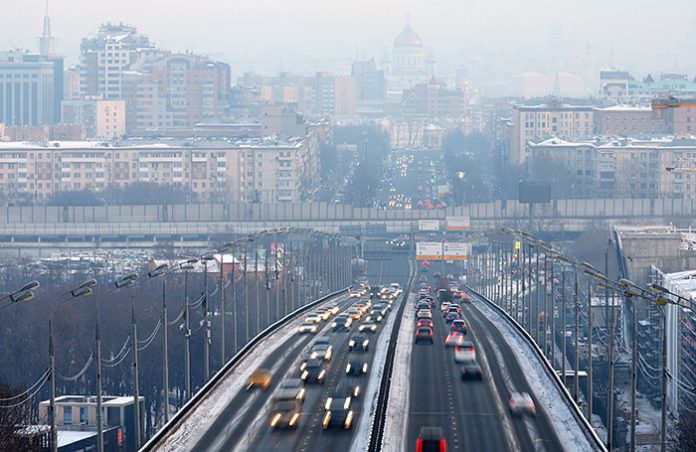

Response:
(350, 290), (404, 452)
(152, 295), (346, 451)
(381, 292), (416, 452)
(474, 296), (602, 451)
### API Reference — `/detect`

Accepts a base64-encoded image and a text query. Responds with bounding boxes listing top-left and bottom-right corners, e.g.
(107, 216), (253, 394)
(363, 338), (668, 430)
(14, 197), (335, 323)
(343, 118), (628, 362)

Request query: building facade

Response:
(528, 137), (696, 199)
(594, 105), (669, 137)
(0, 126), (325, 204)
(386, 24), (434, 101)
(510, 103), (595, 164)
(62, 98), (126, 139)
(0, 51), (62, 127)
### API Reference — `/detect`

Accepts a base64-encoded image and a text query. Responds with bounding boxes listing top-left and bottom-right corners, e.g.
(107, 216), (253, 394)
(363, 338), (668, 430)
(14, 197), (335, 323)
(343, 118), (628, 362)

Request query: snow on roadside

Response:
(156, 302), (337, 452)
(382, 293), (416, 452)
(474, 298), (599, 452)
(350, 293), (403, 452)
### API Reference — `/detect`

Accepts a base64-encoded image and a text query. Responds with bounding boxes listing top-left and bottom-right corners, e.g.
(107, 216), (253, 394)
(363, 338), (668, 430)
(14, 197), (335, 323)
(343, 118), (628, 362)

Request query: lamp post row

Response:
(476, 227), (690, 452)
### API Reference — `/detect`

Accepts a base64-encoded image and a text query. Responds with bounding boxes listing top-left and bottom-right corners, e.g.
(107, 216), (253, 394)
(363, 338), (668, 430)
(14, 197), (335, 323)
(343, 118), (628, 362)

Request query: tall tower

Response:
(39, 0), (55, 56)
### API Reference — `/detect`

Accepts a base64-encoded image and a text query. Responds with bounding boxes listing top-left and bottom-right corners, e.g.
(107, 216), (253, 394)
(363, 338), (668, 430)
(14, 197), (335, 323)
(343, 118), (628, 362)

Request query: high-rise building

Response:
(122, 54), (230, 133)
(78, 26), (229, 133)
(78, 23), (159, 100)
(351, 59), (386, 102)
(0, 50), (58, 126)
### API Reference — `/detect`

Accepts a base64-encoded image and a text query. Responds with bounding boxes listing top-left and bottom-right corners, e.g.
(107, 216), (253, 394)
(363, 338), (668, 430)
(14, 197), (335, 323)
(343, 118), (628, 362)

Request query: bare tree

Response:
(670, 412), (696, 452)
(0, 383), (33, 452)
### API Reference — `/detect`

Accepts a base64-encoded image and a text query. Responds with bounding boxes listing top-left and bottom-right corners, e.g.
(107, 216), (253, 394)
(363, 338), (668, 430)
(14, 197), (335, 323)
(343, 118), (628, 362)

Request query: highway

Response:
(406, 281), (565, 452)
(188, 255), (410, 452)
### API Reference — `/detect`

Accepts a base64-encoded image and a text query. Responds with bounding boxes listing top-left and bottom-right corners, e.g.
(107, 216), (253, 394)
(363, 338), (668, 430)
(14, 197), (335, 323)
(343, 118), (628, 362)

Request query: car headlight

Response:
(325, 398), (332, 410)
(297, 389), (305, 400)
(362, 363), (368, 373)
(301, 371), (308, 380)
(345, 411), (354, 429)
(300, 363), (307, 372)
(363, 340), (369, 348)
(323, 411), (331, 428)
(289, 413), (299, 426)
(344, 397), (351, 409)
(346, 364), (351, 373)
(331, 322), (337, 328)
(311, 326), (317, 332)
(318, 370), (325, 380)
(349, 340), (355, 347)
(271, 413), (281, 427)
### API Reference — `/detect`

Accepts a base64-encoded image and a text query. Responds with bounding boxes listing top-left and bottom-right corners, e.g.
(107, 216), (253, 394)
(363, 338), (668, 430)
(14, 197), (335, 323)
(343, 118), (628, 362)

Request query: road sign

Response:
(445, 216), (470, 231)
(416, 242), (443, 260)
(443, 242), (470, 260)
(418, 220), (440, 231)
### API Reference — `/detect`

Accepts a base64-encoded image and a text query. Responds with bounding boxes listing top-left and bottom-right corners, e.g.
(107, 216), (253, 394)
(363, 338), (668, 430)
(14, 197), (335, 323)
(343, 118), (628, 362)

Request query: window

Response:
(80, 407), (88, 424)
(64, 407), (73, 425)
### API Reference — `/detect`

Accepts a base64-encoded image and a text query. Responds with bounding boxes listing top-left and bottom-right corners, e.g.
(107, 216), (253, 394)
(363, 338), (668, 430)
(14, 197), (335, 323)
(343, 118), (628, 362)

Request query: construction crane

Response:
(666, 158), (696, 173)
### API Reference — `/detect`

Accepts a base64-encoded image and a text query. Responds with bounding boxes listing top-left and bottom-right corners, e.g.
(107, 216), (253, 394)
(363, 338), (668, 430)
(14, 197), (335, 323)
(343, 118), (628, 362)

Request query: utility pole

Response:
(587, 281), (593, 422)
(202, 260), (210, 382)
(255, 243), (260, 335)
(95, 297), (104, 452)
(243, 243), (249, 342)
(562, 267), (567, 386)
(574, 271), (580, 403)
(183, 269), (191, 401)
(220, 250), (226, 365)
(630, 297), (637, 452)
(162, 275), (169, 423)
(131, 295), (141, 449)
(607, 287), (616, 450)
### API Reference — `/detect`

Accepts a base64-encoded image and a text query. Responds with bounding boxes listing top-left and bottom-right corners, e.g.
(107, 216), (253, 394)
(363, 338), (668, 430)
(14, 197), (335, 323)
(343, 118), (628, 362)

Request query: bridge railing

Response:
(469, 238), (608, 451)
(140, 287), (348, 451)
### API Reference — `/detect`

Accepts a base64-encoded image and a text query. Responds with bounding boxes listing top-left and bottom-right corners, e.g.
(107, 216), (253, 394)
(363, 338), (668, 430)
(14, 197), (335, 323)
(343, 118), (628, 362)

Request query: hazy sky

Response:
(1, 0), (695, 76)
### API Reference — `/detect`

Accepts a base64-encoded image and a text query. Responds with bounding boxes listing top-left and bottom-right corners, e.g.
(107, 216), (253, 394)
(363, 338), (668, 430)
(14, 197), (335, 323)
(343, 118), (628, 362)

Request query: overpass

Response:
(143, 252), (604, 452)
(1, 198), (695, 252)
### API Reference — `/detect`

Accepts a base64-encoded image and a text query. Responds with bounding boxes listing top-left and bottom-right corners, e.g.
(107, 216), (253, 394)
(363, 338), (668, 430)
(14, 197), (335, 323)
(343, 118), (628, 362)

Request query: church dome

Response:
(394, 24), (423, 47)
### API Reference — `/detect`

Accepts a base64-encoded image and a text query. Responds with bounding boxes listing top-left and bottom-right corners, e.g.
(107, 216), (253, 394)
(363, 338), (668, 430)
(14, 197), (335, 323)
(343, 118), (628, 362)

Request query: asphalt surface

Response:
(189, 255), (411, 452)
(406, 283), (565, 452)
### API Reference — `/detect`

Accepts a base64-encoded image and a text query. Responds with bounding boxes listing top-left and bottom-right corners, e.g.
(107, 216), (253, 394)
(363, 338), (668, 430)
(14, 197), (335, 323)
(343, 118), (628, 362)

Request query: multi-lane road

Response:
(188, 255), (410, 452)
(406, 282), (565, 451)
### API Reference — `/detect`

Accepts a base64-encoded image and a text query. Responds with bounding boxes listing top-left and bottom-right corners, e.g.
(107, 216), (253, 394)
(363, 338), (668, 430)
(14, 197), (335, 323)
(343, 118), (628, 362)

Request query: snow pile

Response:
(350, 292), (404, 452)
(382, 292), (416, 452)
(474, 297), (601, 452)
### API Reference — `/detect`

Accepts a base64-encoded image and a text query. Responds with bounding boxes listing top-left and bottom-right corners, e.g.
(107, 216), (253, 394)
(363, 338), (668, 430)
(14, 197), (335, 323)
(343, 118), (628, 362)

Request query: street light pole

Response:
(131, 295), (141, 450)
(562, 267), (567, 386)
(220, 249), (225, 365)
(95, 295), (104, 452)
(183, 267), (191, 401)
(607, 286), (616, 450)
(587, 280), (593, 422)
(660, 305), (668, 452)
(630, 297), (637, 452)
(574, 271), (580, 403)
(162, 274), (169, 423)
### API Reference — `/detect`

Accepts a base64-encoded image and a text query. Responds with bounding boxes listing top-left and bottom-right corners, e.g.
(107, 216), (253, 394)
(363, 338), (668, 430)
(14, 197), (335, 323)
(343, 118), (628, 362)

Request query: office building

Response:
(62, 98), (125, 139)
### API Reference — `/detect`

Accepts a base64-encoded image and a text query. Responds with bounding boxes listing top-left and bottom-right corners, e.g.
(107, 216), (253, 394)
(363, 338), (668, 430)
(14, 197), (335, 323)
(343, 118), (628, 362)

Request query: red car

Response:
(418, 319), (434, 329)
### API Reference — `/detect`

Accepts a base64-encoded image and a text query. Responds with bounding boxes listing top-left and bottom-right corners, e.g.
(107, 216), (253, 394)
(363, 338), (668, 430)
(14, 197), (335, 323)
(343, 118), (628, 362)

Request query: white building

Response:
(385, 24), (434, 102)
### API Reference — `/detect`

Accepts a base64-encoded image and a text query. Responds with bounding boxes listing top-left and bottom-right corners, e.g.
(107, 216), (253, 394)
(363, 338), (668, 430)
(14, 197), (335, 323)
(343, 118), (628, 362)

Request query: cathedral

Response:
(383, 23), (435, 101)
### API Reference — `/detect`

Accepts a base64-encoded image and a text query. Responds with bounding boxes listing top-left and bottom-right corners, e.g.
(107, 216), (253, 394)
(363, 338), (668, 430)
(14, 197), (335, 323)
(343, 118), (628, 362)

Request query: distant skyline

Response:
(1, 0), (695, 78)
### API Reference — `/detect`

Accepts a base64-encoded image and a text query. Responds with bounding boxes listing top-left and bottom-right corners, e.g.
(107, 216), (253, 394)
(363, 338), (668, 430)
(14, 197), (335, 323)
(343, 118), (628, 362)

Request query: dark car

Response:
(345, 358), (368, 376)
(417, 319), (434, 329)
(445, 312), (460, 323)
(325, 381), (361, 411)
(331, 315), (352, 331)
(416, 426), (447, 452)
(460, 361), (483, 380)
(348, 334), (370, 351)
(415, 326), (434, 344)
(322, 399), (356, 430)
(300, 359), (326, 384)
(450, 319), (467, 334)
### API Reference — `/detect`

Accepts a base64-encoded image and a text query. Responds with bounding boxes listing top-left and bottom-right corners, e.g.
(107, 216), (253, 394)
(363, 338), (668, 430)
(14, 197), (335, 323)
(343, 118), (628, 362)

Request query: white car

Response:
(304, 313), (323, 324)
(454, 342), (476, 362)
(298, 322), (318, 334)
(509, 392), (536, 416)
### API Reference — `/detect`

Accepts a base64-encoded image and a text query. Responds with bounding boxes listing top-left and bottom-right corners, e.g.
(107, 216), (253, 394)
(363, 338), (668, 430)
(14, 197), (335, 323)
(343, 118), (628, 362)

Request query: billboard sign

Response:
(418, 220), (440, 231)
(416, 242), (443, 260)
(445, 216), (471, 231)
(519, 181), (552, 204)
(443, 242), (470, 260)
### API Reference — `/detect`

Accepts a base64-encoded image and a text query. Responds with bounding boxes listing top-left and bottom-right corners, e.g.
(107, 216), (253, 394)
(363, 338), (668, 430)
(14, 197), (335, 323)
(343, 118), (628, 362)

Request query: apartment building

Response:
(510, 102), (595, 163)
(0, 125), (324, 203)
(594, 105), (669, 137)
(652, 98), (696, 136)
(528, 137), (696, 199)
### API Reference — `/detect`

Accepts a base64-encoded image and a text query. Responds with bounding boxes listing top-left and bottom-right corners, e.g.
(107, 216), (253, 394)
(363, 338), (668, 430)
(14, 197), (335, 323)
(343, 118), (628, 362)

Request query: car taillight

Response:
(416, 438), (423, 452)
(440, 439), (447, 452)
